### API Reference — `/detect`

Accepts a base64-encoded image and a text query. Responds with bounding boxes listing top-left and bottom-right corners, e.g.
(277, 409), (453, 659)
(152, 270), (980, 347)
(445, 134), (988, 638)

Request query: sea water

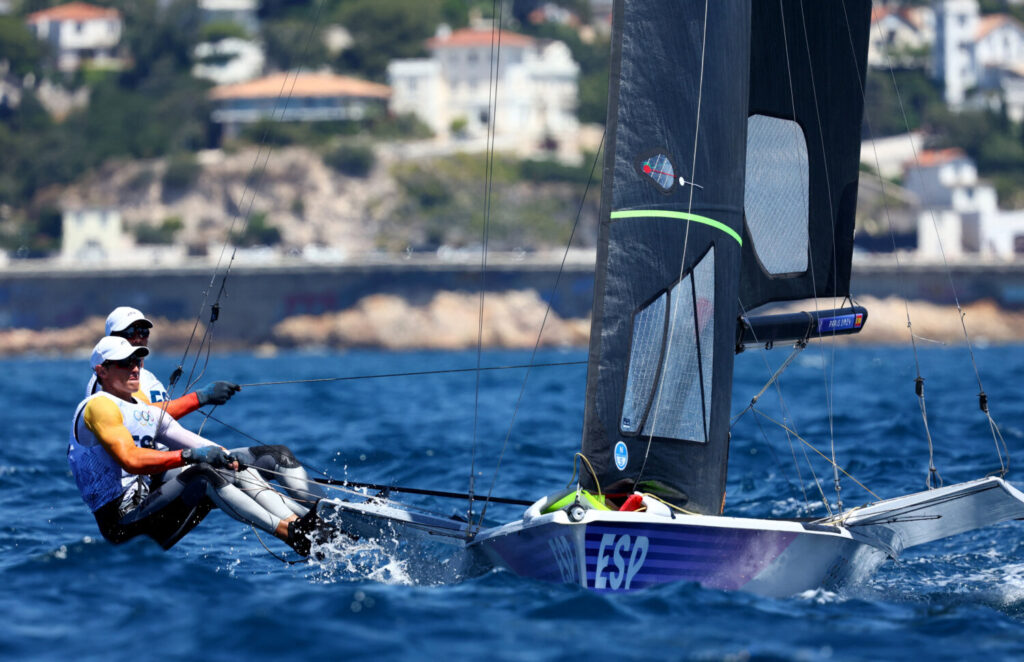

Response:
(3, 344), (1024, 660)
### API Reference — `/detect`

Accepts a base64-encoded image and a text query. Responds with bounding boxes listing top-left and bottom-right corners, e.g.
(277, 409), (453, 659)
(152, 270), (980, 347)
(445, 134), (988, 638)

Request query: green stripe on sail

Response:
(610, 209), (742, 246)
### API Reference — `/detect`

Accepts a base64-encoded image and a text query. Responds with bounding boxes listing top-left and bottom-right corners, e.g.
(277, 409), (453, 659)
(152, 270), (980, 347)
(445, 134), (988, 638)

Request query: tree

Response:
(134, 216), (184, 244)
(261, 19), (330, 71)
(64, 65), (212, 161)
(116, 0), (201, 84)
(863, 69), (944, 138)
(334, 0), (443, 81)
(162, 153), (201, 192)
(231, 212), (282, 246)
(0, 17), (46, 77)
(325, 142), (376, 177)
(200, 20), (252, 43)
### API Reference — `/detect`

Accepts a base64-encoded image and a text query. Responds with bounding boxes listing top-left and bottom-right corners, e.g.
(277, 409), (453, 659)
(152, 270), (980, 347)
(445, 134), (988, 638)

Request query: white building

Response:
(61, 207), (188, 265)
(387, 26), (580, 159)
(907, 148), (1024, 260)
(209, 72), (390, 138)
(868, 5), (934, 69)
(60, 207), (128, 263)
(193, 37), (265, 85)
(26, 2), (123, 73)
(934, 0), (1024, 119)
(860, 131), (925, 179)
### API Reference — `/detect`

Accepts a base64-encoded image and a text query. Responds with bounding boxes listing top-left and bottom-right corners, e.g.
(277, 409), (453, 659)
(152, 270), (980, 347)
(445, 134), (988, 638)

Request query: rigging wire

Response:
(733, 307), (832, 516)
(155, 0), (331, 438)
(840, 0), (943, 489)
(231, 360), (588, 388)
(793, 0), (845, 513)
(636, 0), (711, 487)
(731, 0), (833, 516)
(862, 5), (1008, 475)
(749, 400), (806, 504)
(177, 354), (588, 530)
(566, 452), (602, 494)
(467, 0), (507, 522)
(750, 409), (879, 501)
(843, 0), (1009, 479)
(728, 330), (813, 506)
(474, 134), (605, 531)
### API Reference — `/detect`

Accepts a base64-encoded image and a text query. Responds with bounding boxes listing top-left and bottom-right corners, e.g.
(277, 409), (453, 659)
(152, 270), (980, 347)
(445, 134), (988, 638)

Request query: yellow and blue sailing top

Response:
(67, 392), (164, 512)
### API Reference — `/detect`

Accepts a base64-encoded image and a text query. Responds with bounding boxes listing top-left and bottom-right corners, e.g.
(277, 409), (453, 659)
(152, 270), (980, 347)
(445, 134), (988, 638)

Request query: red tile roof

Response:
(210, 72), (390, 101)
(976, 14), (1022, 40)
(871, 7), (893, 23)
(27, 2), (120, 23)
(427, 28), (535, 50)
(871, 6), (922, 29)
(914, 148), (967, 168)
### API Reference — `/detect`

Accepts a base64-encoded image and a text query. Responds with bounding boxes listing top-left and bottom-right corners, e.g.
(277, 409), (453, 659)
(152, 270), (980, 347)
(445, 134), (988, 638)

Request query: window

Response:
(620, 249), (715, 443)
(744, 114), (809, 275)
(620, 292), (667, 434)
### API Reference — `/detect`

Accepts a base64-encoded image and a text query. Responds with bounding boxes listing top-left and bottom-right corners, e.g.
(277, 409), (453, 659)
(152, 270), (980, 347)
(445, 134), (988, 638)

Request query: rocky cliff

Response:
(56, 144), (598, 256)
(59, 145), (399, 253)
(2, 293), (1021, 357)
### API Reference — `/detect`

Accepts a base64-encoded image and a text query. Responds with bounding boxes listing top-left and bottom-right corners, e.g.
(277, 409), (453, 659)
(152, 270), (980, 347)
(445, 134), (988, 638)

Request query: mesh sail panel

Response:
(642, 249), (715, 442)
(620, 291), (667, 434)
(744, 114), (809, 275)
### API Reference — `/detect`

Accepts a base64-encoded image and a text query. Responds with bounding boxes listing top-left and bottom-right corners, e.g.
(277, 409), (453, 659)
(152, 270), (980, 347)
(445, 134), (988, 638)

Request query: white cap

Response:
(105, 306), (153, 335)
(90, 336), (150, 369)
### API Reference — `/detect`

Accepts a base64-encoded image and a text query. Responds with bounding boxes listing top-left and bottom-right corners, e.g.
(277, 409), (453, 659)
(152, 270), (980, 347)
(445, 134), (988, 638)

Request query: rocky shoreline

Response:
(1, 292), (1022, 358)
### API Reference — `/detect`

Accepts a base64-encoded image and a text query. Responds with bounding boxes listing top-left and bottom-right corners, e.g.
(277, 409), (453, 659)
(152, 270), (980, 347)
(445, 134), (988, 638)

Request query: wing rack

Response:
(737, 306), (868, 351)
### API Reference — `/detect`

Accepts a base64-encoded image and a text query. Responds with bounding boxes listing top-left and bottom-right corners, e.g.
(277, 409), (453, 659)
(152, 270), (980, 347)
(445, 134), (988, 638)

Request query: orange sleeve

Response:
(82, 398), (186, 474)
(158, 391), (201, 420)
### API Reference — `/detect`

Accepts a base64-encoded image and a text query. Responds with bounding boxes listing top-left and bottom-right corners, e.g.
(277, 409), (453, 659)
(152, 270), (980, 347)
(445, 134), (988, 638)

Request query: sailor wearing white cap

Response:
(86, 306), (240, 418)
(67, 336), (327, 556)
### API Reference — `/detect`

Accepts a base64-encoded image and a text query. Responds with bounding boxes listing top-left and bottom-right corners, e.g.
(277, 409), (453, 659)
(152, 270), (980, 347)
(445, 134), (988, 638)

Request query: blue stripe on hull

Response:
(477, 518), (803, 592)
(584, 522), (797, 591)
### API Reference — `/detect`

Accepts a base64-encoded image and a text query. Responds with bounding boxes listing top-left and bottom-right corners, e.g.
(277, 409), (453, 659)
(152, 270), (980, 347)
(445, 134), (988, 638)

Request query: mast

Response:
(580, 0), (752, 514)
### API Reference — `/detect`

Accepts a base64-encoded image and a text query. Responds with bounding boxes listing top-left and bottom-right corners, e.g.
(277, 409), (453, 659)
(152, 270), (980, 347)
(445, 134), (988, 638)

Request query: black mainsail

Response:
(580, 0), (871, 515)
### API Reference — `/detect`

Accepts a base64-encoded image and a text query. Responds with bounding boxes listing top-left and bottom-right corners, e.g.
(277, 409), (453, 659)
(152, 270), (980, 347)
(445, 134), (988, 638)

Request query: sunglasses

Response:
(116, 326), (150, 340)
(104, 356), (144, 369)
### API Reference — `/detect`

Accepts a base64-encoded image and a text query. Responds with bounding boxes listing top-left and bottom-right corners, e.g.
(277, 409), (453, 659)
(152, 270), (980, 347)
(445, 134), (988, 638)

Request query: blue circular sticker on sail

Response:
(614, 441), (628, 471)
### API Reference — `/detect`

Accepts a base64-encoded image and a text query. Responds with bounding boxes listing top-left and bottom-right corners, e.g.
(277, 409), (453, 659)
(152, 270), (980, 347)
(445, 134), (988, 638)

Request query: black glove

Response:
(196, 381), (241, 406)
(182, 446), (236, 469)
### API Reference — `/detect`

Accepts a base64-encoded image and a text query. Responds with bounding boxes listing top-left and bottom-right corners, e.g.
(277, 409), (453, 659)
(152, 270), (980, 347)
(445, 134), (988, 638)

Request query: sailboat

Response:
(315, 0), (1024, 596)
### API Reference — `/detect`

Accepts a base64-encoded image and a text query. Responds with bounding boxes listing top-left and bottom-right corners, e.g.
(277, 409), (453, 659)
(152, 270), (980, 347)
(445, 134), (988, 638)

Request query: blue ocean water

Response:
(3, 343), (1024, 660)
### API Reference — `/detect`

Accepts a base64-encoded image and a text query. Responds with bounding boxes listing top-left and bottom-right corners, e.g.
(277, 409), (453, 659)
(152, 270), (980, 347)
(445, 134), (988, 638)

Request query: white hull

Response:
(313, 477), (1024, 596)
(470, 505), (888, 597)
(468, 477), (1024, 596)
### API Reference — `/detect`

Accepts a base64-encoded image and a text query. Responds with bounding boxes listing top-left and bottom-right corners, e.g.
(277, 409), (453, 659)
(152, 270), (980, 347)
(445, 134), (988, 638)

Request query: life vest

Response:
(67, 392), (164, 512)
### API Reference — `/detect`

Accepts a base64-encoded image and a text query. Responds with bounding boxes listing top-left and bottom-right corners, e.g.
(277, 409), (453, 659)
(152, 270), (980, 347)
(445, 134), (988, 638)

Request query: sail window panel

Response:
(620, 292), (668, 434)
(642, 250), (715, 443)
(744, 114), (810, 275)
